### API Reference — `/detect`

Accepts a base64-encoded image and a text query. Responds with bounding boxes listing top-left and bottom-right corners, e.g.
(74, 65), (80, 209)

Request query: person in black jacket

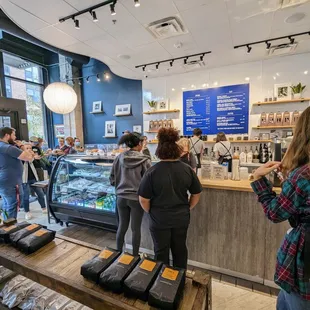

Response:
(21, 143), (47, 220)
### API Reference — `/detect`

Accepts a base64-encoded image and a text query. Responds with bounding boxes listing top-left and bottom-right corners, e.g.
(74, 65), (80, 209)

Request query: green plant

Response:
(147, 100), (157, 108)
(290, 83), (306, 94)
(0, 208), (8, 224)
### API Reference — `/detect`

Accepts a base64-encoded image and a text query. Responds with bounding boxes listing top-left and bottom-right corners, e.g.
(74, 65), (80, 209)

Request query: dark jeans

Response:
(116, 197), (144, 256)
(22, 179), (46, 212)
(0, 184), (23, 219)
(277, 289), (310, 310)
(150, 226), (189, 269)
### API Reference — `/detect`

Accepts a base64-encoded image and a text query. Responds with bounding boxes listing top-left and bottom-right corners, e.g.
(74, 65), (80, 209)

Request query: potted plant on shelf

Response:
(291, 83), (306, 99)
(147, 100), (157, 111)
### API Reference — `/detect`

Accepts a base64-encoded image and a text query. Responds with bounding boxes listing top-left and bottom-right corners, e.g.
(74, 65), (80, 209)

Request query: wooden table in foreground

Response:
(0, 235), (211, 310)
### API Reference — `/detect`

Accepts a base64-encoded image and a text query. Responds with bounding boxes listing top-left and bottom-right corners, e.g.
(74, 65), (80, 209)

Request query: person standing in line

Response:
(63, 137), (77, 155)
(213, 132), (233, 172)
(142, 136), (151, 158)
(177, 138), (196, 170)
(0, 127), (34, 219)
(21, 143), (47, 220)
(110, 132), (151, 256)
(189, 128), (204, 172)
(138, 128), (202, 269)
(251, 106), (310, 310)
(74, 137), (84, 153)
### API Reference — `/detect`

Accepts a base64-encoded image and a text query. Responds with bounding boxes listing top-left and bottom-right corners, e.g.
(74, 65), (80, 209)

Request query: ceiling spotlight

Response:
(213, 81), (218, 86)
(90, 11), (98, 22)
(134, 0), (140, 7)
(191, 85), (196, 88)
(266, 42), (271, 50)
(74, 18), (80, 29)
(289, 36), (295, 44)
(273, 76), (276, 80)
(304, 70), (308, 75)
(142, 65), (146, 71)
(172, 88), (175, 91)
(110, 3), (116, 15)
(104, 73), (110, 80)
(246, 45), (252, 54)
(184, 58), (188, 65)
(86, 76), (90, 83)
(156, 63), (159, 71)
(170, 60), (174, 67)
(200, 54), (204, 61)
(96, 74), (101, 82)
(245, 77), (250, 81)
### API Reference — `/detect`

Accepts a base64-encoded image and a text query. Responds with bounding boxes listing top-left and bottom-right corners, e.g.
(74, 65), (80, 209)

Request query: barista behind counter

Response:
(213, 132), (233, 172)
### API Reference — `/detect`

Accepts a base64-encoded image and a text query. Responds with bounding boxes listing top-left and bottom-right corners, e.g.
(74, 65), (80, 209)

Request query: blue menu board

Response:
(183, 84), (249, 135)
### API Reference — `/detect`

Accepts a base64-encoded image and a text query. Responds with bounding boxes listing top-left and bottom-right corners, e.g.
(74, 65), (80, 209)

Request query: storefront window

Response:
(3, 53), (45, 139)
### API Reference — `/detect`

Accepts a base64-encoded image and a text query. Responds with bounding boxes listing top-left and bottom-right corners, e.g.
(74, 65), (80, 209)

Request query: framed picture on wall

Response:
(133, 125), (142, 133)
(115, 104), (131, 116)
(54, 124), (65, 137)
(274, 83), (291, 100)
(92, 101), (102, 113)
(158, 100), (168, 111)
(105, 120), (116, 137)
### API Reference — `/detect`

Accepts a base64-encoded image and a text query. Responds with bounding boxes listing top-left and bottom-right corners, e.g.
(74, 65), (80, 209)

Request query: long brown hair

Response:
(282, 106), (310, 178)
(155, 128), (181, 160)
(216, 132), (227, 143)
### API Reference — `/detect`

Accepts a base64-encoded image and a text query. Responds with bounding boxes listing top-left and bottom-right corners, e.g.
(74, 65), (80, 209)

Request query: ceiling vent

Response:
(281, 0), (310, 8)
(184, 60), (206, 70)
(147, 16), (188, 39)
(268, 43), (298, 56)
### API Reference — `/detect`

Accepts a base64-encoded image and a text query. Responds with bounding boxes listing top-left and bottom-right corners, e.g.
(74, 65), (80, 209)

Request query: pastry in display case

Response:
(48, 155), (117, 231)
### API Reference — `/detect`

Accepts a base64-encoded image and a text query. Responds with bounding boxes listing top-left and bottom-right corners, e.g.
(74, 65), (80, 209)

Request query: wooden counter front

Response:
(199, 178), (281, 195)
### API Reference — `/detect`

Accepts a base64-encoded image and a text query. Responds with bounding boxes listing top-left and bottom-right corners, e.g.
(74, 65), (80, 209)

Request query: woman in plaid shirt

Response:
(251, 106), (310, 310)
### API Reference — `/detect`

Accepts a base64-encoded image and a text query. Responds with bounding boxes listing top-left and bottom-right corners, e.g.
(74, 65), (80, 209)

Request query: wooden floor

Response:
(17, 202), (277, 310)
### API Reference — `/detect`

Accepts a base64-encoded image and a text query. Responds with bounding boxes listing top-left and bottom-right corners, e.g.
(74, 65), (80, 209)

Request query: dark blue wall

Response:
(81, 59), (143, 145)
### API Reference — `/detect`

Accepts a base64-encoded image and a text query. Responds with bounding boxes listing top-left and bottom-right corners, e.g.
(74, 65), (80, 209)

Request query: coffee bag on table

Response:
(17, 228), (55, 254)
(99, 252), (140, 293)
(124, 258), (162, 301)
(148, 265), (186, 310)
(9, 224), (43, 246)
(0, 222), (30, 243)
(81, 247), (120, 283)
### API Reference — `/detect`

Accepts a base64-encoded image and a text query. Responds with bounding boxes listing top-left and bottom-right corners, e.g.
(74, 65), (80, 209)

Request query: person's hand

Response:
(253, 161), (281, 181)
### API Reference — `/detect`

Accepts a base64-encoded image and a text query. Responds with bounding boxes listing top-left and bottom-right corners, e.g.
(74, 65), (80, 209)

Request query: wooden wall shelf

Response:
(143, 109), (180, 115)
(253, 98), (310, 106)
(90, 111), (104, 114)
(252, 125), (295, 129)
(145, 129), (179, 133)
(204, 140), (272, 143)
(103, 136), (118, 138)
(148, 141), (159, 144)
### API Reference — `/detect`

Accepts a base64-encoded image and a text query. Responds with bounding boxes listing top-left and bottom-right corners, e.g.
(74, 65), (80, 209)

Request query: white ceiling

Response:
(0, 0), (310, 80)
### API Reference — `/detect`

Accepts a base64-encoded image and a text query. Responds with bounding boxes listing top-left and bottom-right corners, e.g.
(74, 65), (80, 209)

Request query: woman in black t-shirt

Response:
(138, 128), (202, 269)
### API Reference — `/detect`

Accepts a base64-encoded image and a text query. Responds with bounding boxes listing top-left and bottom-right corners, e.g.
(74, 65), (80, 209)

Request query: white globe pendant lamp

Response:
(43, 82), (77, 114)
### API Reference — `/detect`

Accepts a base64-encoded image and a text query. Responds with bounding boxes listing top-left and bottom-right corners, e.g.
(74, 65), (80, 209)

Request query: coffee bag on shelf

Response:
(17, 228), (56, 254)
(124, 258), (162, 301)
(99, 252), (140, 293)
(18, 282), (47, 310)
(9, 224), (43, 246)
(283, 111), (291, 126)
(267, 112), (275, 126)
(158, 120), (163, 130)
(276, 112), (283, 126)
(81, 247), (120, 283)
(260, 112), (267, 126)
(149, 120), (154, 131)
(0, 222), (30, 243)
(153, 120), (159, 131)
(148, 265), (186, 310)
(291, 111), (300, 125)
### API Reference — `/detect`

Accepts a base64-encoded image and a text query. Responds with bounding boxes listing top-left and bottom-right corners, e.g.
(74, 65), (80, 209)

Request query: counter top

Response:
(199, 178), (281, 194)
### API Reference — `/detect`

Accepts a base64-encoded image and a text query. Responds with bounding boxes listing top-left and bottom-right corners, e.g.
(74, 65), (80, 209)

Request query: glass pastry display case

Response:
(47, 155), (117, 231)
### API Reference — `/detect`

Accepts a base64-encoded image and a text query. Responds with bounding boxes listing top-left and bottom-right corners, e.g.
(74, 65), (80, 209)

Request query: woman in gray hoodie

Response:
(110, 132), (152, 256)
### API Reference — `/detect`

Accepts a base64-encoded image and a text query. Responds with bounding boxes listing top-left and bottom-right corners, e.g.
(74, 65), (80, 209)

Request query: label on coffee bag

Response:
(99, 249), (113, 259)
(118, 254), (134, 265)
(162, 268), (179, 281)
(26, 224), (39, 231)
(34, 230), (47, 237)
(140, 260), (156, 272)
(3, 225), (17, 232)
